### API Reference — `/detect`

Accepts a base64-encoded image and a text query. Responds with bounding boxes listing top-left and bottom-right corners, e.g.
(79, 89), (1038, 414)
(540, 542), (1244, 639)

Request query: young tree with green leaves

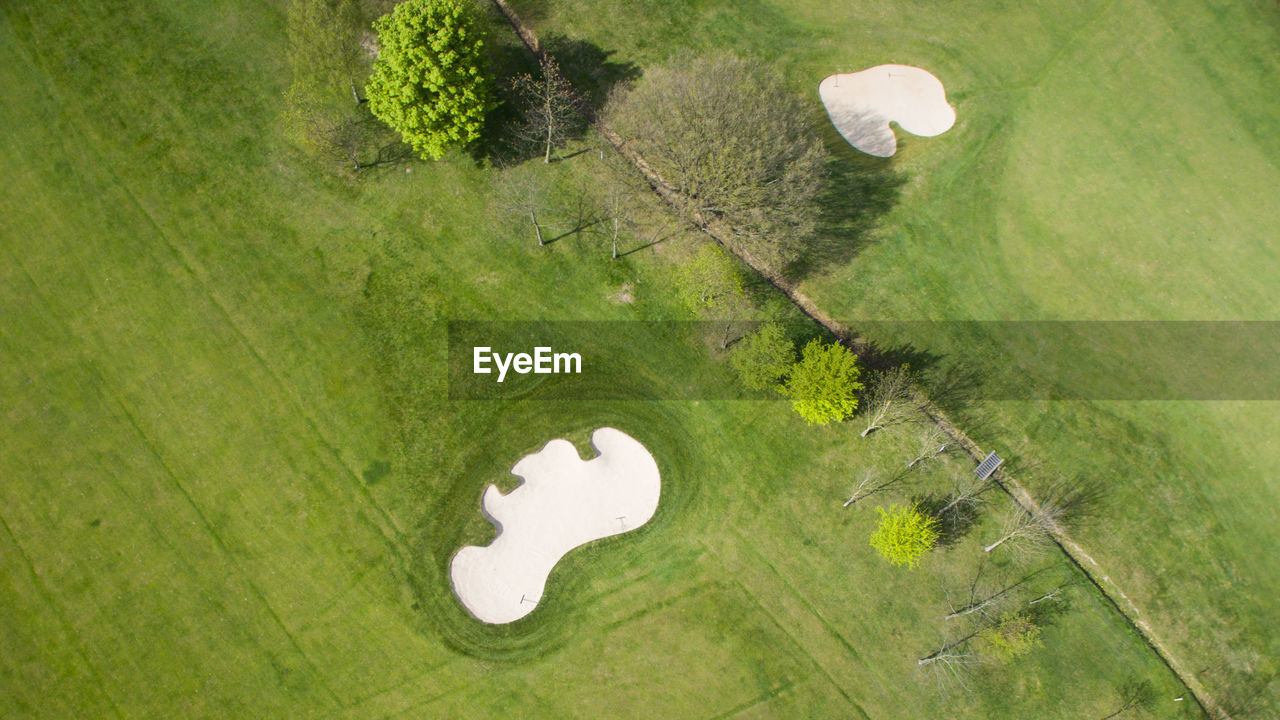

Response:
(366, 0), (492, 160)
(869, 502), (940, 569)
(781, 338), (862, 425)
(729, 322), (794, 391)
(675, 246), (749, 349)
(978, 611), (1043, 662)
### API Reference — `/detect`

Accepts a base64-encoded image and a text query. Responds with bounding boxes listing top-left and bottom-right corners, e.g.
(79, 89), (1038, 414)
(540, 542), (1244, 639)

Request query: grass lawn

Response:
(0, 0), (1248, 718)
(510, 0), (1280, 714)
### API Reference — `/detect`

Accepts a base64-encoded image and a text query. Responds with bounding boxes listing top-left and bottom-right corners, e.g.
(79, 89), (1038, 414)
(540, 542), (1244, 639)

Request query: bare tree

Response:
(842, 468), (912, 508)
(984, 481), (1095, 554)
(598, 181), (631, 259)
(935, 468), (995, 520)
(496, 166), (549, 246)
(984, 502), (1061, 554)
(917, 630), (982, 694)
(283, 0), (390, 170)
(907, 424), (951, 469)
(1027, 577), (1076, 605)
(859, 366), (916, 437)
(944, 563), (1052, 621)
(512, 57), (585, 163)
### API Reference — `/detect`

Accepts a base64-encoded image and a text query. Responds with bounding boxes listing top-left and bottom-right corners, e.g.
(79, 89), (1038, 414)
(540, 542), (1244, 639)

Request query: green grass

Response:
(510, 0), (1280, 713)
(0, 0), (1243, 718)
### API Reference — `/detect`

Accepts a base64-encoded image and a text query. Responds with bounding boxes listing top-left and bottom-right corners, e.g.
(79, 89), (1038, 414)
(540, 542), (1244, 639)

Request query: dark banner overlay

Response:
(447, 321), (1280, 401)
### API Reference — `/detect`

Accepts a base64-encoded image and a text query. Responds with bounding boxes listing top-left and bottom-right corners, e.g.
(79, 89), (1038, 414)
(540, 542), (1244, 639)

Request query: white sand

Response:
(819, 65), (956, 157)
(449, 427), (661, 624)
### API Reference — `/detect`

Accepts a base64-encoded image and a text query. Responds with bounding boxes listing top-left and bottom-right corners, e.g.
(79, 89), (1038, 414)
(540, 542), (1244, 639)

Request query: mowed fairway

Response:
(511, 0), (1280, 714)
(0, 1), (1226, 719)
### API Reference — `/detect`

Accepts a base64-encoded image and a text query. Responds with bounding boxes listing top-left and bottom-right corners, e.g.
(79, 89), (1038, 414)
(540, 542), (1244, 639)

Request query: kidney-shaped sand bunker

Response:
(450, 427), (661, 624)
(819, 64), (956, 157)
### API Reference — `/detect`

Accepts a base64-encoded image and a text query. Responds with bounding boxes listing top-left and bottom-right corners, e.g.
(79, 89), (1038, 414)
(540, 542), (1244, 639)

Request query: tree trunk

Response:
(860, 424), (875, 437)
(984, 533), (1012, 553)
(918, 628), (984, 665)
(531, 210), (544, 246)
(937, 495), (964, 518)
(543, 99), (553, 163)
(611, 217), (619, 259)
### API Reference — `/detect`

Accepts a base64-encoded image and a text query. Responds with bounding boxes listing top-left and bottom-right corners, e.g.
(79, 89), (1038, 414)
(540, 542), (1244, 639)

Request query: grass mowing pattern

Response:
(0, 0), (1217, 717)
(512, 0), (1280, 713)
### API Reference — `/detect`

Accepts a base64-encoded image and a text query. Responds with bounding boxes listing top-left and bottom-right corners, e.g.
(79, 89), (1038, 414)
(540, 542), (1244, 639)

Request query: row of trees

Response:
(836, 376), (1132, 701)
(306, 0), (831, 272)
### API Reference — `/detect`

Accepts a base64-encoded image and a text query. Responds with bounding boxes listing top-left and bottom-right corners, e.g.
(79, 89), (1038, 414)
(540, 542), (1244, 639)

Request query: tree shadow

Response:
(784, 122), (908, 280)
(914, 492), (980, 548)
(619, 228), (678, 257)
(474, 35), (543, 166)
(541, 34), (642, 116)
(473, 33), (638, 166)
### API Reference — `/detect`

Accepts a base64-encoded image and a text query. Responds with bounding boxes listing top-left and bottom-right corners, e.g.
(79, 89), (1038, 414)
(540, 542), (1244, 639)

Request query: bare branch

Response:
(859, 365), (917, 437)
(842, 468), (912, 507)
(511, 57), (585, 163)
(907, 423), (950, 469)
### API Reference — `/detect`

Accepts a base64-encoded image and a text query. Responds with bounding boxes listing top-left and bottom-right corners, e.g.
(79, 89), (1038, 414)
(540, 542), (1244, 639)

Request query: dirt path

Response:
(487, 2), (1227, 716)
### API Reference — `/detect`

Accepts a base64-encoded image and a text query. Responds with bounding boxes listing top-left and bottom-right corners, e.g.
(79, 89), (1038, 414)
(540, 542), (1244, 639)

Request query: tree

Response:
(977, 611), (1042, 662)
(781, 339), (862, 425)
(944, 563), (1052, 621)
(512, 57), (584, 163)
(496, 165), (549, 246)
(842, 467), (912, 508)
(869, 503), (940, 569)
(907, 423), (950, 469)
(730, 322), (794, 391)
(675, 246), (749, 349)
(935, 466), (994, 520)
(983, 483), (1089, 554)
(366, 0), (492, 160)
(603, 54), (828, 269)
(859, 365), (916, 437)
(1099, 679), (1154, 719)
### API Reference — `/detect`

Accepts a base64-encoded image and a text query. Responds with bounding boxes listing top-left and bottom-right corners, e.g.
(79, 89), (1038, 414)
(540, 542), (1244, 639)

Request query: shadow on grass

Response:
(473, 31), (640, 166)
(542, 33), (641, 114)
(914, 492), (981, 548)
(784, 123), (908, 281)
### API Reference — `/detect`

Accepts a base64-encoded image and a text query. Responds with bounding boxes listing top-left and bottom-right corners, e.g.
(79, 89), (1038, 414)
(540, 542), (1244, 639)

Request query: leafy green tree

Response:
(366, 0), (492, 160)
(675, 245), (749, 348)
(781, 338), (862, 425)
(730, 322), (794, 391)
(978, 612), (1043, 662)
(869, 503), (940, 568)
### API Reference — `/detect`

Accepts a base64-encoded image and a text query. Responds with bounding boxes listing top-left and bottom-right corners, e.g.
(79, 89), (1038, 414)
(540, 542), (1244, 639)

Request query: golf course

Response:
(1, 0), (1276, 718)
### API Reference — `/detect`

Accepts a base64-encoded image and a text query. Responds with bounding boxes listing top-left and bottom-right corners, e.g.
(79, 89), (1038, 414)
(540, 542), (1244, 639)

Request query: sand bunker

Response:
(819, 65), (956, 157)
(450, 427), (661, 624)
